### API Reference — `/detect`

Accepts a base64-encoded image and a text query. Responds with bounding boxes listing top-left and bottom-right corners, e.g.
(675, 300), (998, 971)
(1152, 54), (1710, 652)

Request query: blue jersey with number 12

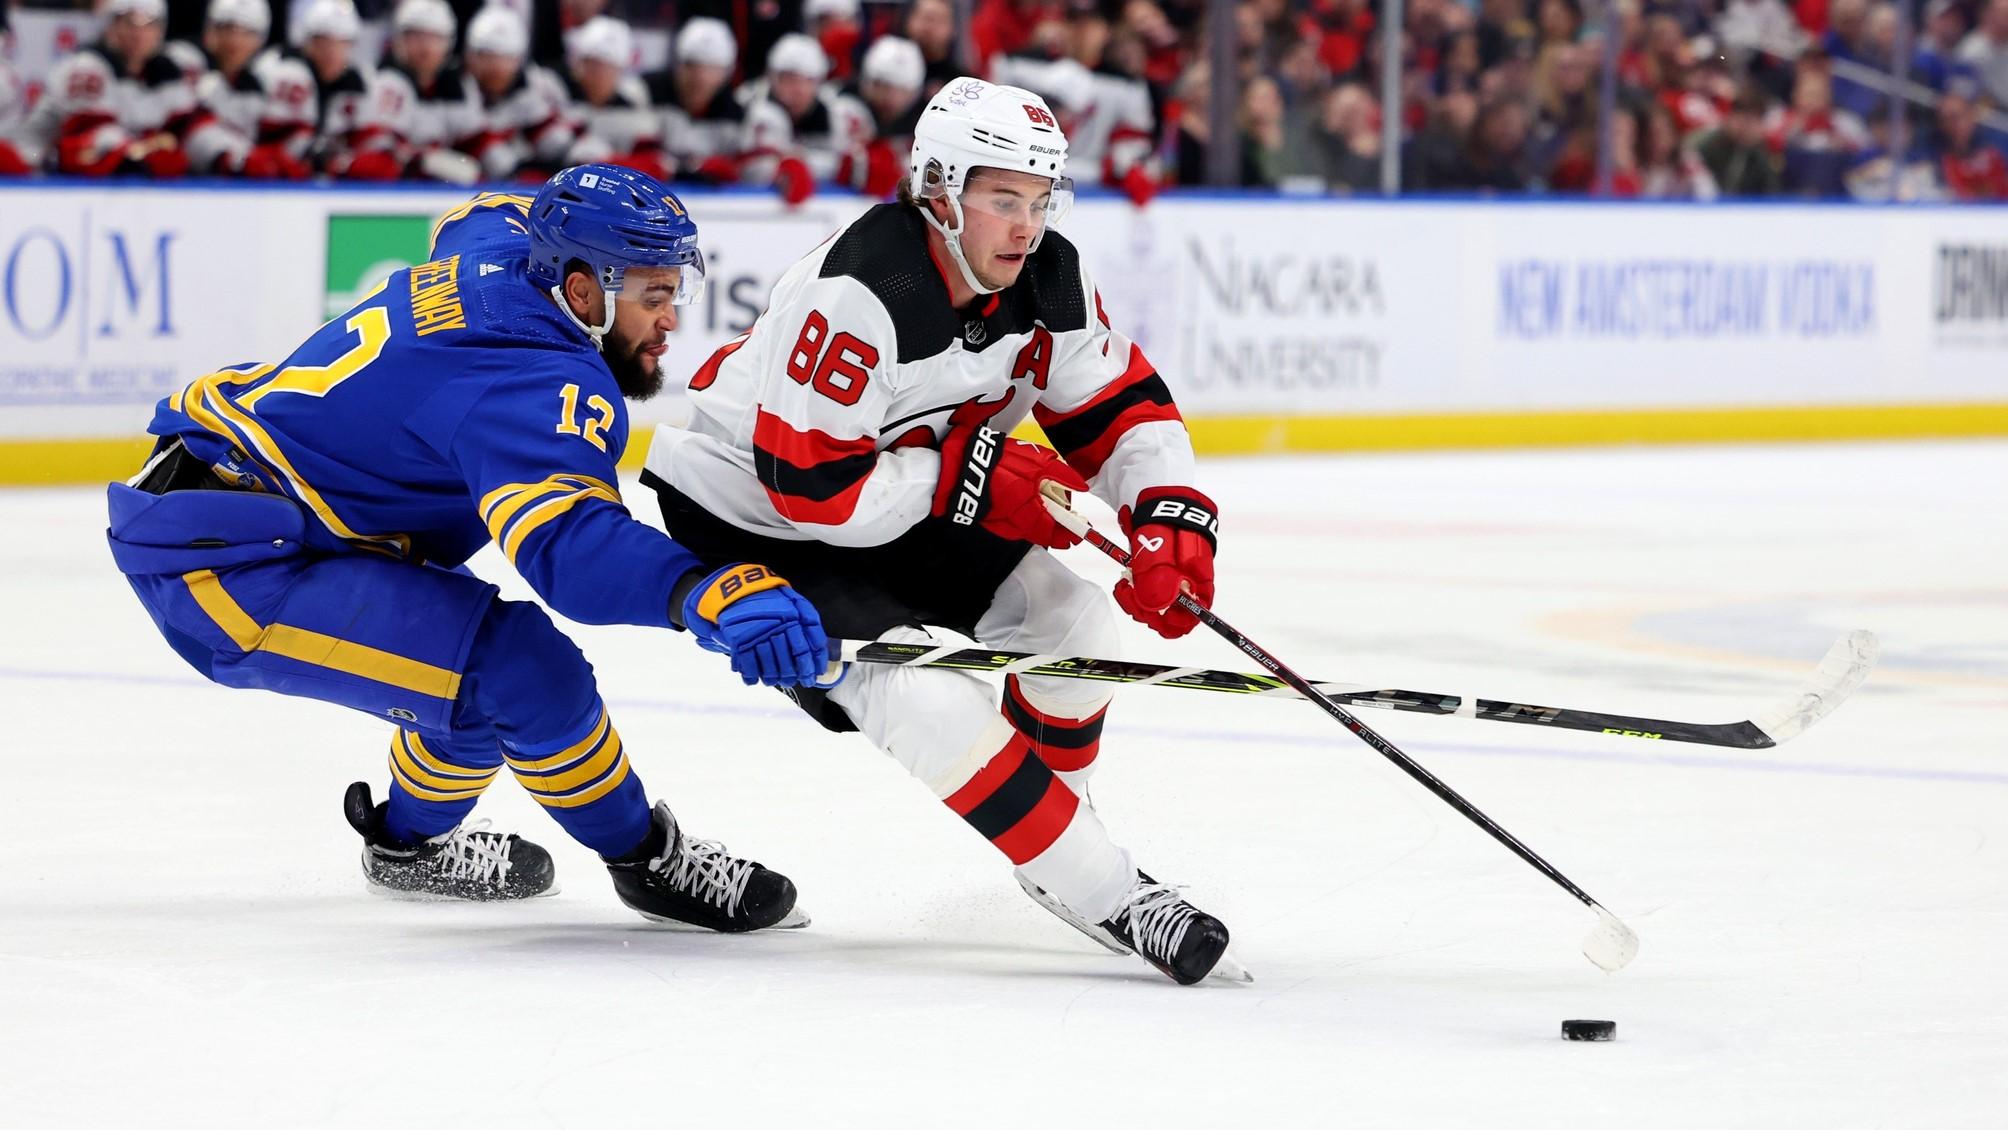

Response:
(146, 191), (699, 628)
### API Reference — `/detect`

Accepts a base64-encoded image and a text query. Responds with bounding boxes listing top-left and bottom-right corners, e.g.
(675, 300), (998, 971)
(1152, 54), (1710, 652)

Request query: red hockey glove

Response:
(774, 156), (816, 206)
(695, 154), (742, 183)
(124, 133), (188, 178)
(340, 149), (404, 181)
(1114, 487), (1219, 639)
(1118, 164), (1159, 208)
(931, 426), (1088, 549)
(0, 140), (31, 176)
(239, 143), (309, 180)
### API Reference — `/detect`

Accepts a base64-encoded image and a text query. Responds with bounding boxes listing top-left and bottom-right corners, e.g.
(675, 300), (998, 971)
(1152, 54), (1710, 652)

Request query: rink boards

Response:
(4, 182), (2008, 484)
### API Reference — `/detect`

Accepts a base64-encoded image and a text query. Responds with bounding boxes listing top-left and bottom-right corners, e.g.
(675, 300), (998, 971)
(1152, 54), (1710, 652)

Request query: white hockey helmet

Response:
(466, 6), (528, 58)
(908, 77), (1073, 295)
(569, 16), (633, 68)
(861, 35), (924, 92)
(298, 0), (361, 42)
(393, 0), (456, 38)
(207, 0), (270, 36)
(766, 32), (829, 80)
(804, 0), (860, 22)
(675, 17), (737, 70)
(103, 0), (166, 24)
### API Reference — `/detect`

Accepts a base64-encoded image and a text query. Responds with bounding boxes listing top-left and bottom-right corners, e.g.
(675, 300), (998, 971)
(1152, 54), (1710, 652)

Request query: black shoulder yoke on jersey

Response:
(818, 203), (1090, 362)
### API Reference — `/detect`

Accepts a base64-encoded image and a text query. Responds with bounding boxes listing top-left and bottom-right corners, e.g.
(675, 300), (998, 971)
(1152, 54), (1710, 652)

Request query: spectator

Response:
(1825, 0), (1888, 116)
(1695, 88), (1782, 194)
(1304, 80), (1382, 191)
(1405, 89), (1478, 186)
(1844, 96), (1941, 198)
(1478, 0), (1537, 70)
(1437, 30), (1483, 96)
(562, 16), (669, 181)
(1930, 82), (2008, 197)
(1637, 100), (1720, 197)
(1716, 0), (1803, 63)
(971, 0), (1064, 72)
(1241, 72), (1286, 184)
(1121, 0), (1186, 86)
(1444, 95), (1533, 190)
(1173, 63), (1265, 184)
(805, 0), (863, 82)
(1535, 0), (1583, 59)
(904, 0), (966, 96)
(1957, 0), (2008, 107)
(1916, 0), (1976, 91)
(1772, 59), (1870, 196)
(652, 17), (744, 182)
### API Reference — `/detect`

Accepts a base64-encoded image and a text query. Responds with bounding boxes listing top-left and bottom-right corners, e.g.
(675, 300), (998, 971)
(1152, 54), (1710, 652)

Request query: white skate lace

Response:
(656, 837), (754, 917)
(426, 819), (514, 888)
(1116, 882), (1198, 961)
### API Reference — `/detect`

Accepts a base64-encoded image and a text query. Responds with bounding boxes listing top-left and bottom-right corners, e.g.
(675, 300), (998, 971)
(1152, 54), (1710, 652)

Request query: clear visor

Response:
(928, 172), (1075, 232)
(607, 250), (707, 307)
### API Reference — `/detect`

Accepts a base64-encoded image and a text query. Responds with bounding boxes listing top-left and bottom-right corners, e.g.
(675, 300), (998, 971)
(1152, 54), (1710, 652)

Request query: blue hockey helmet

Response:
(527, 164), (706, 312)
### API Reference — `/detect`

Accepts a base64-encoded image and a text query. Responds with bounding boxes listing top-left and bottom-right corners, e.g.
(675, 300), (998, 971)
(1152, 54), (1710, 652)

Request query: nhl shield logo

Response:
(964, 319), (987, 345)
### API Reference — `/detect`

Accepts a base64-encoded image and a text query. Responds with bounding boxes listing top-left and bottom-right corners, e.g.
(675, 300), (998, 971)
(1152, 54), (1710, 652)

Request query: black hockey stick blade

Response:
(835, 628), (1879, 750)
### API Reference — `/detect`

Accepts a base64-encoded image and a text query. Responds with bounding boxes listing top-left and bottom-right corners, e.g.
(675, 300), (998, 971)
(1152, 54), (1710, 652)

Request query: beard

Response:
(604, 334), (665, 400)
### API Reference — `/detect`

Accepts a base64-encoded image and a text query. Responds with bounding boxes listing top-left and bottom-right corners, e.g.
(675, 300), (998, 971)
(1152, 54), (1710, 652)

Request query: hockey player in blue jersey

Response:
(105, 164), (827, 932)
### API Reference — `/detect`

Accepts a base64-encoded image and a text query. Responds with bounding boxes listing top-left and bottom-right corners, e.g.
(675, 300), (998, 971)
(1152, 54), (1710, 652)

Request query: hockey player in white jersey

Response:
(460, 6), (576, 180)
(19, 0), (200, 176)
(290, 0), (404, 180)
(561, 16), (669, 182)
(374, 0), (481, 181)
(738, 33), (874, 203)
(643, 78), (1242, 986)
(842, 34), (925, 181)
(648, 17), (745, 183)
(0, 48), (28, 174)
(184, 0), (318, 177)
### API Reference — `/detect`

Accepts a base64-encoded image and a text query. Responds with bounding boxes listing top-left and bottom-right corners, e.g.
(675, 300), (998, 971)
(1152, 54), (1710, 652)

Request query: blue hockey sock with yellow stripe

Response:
(384, 728), (502, 843)
(502, 701), (650, 857)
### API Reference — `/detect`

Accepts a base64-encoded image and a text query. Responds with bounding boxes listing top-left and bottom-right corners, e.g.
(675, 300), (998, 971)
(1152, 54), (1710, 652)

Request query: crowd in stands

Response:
(1, 0), (2006, 200)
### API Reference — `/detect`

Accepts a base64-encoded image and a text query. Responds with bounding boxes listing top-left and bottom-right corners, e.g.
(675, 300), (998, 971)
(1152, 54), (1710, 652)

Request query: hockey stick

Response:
(1039, 491), (1641, 973)
(836, 630), (1877, 750)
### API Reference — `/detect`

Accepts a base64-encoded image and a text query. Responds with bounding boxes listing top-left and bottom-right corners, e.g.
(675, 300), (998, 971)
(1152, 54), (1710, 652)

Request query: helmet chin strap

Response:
(548, 283), (618, 352)
(918, 191), (1003, 297)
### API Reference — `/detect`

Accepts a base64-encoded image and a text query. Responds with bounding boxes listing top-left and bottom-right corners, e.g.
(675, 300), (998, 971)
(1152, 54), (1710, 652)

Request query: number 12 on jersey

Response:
(785, 311), (878, 407)
(557, 383), (616, 451)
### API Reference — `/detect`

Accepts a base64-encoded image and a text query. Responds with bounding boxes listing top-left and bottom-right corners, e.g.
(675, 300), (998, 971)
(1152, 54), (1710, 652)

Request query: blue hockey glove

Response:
(680, 564), (828, 687)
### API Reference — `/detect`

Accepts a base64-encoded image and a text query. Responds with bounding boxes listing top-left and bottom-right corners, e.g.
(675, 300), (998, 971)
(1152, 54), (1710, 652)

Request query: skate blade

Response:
(364, 880), (562, 902)
(633, 906), (811, 932)
(1015, 872), (1129, 955)
(1206, 948), (1254, 985)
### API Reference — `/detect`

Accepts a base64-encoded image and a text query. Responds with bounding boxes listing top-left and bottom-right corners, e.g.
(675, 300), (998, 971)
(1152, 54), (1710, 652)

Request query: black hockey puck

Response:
(1562, 1019), (1616, 1042)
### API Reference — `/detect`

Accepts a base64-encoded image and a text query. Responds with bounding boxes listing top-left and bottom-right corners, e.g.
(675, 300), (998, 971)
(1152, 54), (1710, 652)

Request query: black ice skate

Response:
(1098, 873), (1251, 986)
(604, 801), (807, 932)
(342, 781), (557, 901)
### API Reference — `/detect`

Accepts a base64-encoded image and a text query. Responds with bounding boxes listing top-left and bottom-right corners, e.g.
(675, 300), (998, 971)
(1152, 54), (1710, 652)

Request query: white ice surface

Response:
(3, 441), (2005, 1129)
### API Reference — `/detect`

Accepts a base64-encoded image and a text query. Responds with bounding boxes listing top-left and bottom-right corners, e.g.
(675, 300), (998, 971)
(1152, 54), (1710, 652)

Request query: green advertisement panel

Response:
(324, 215), (435, 319)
